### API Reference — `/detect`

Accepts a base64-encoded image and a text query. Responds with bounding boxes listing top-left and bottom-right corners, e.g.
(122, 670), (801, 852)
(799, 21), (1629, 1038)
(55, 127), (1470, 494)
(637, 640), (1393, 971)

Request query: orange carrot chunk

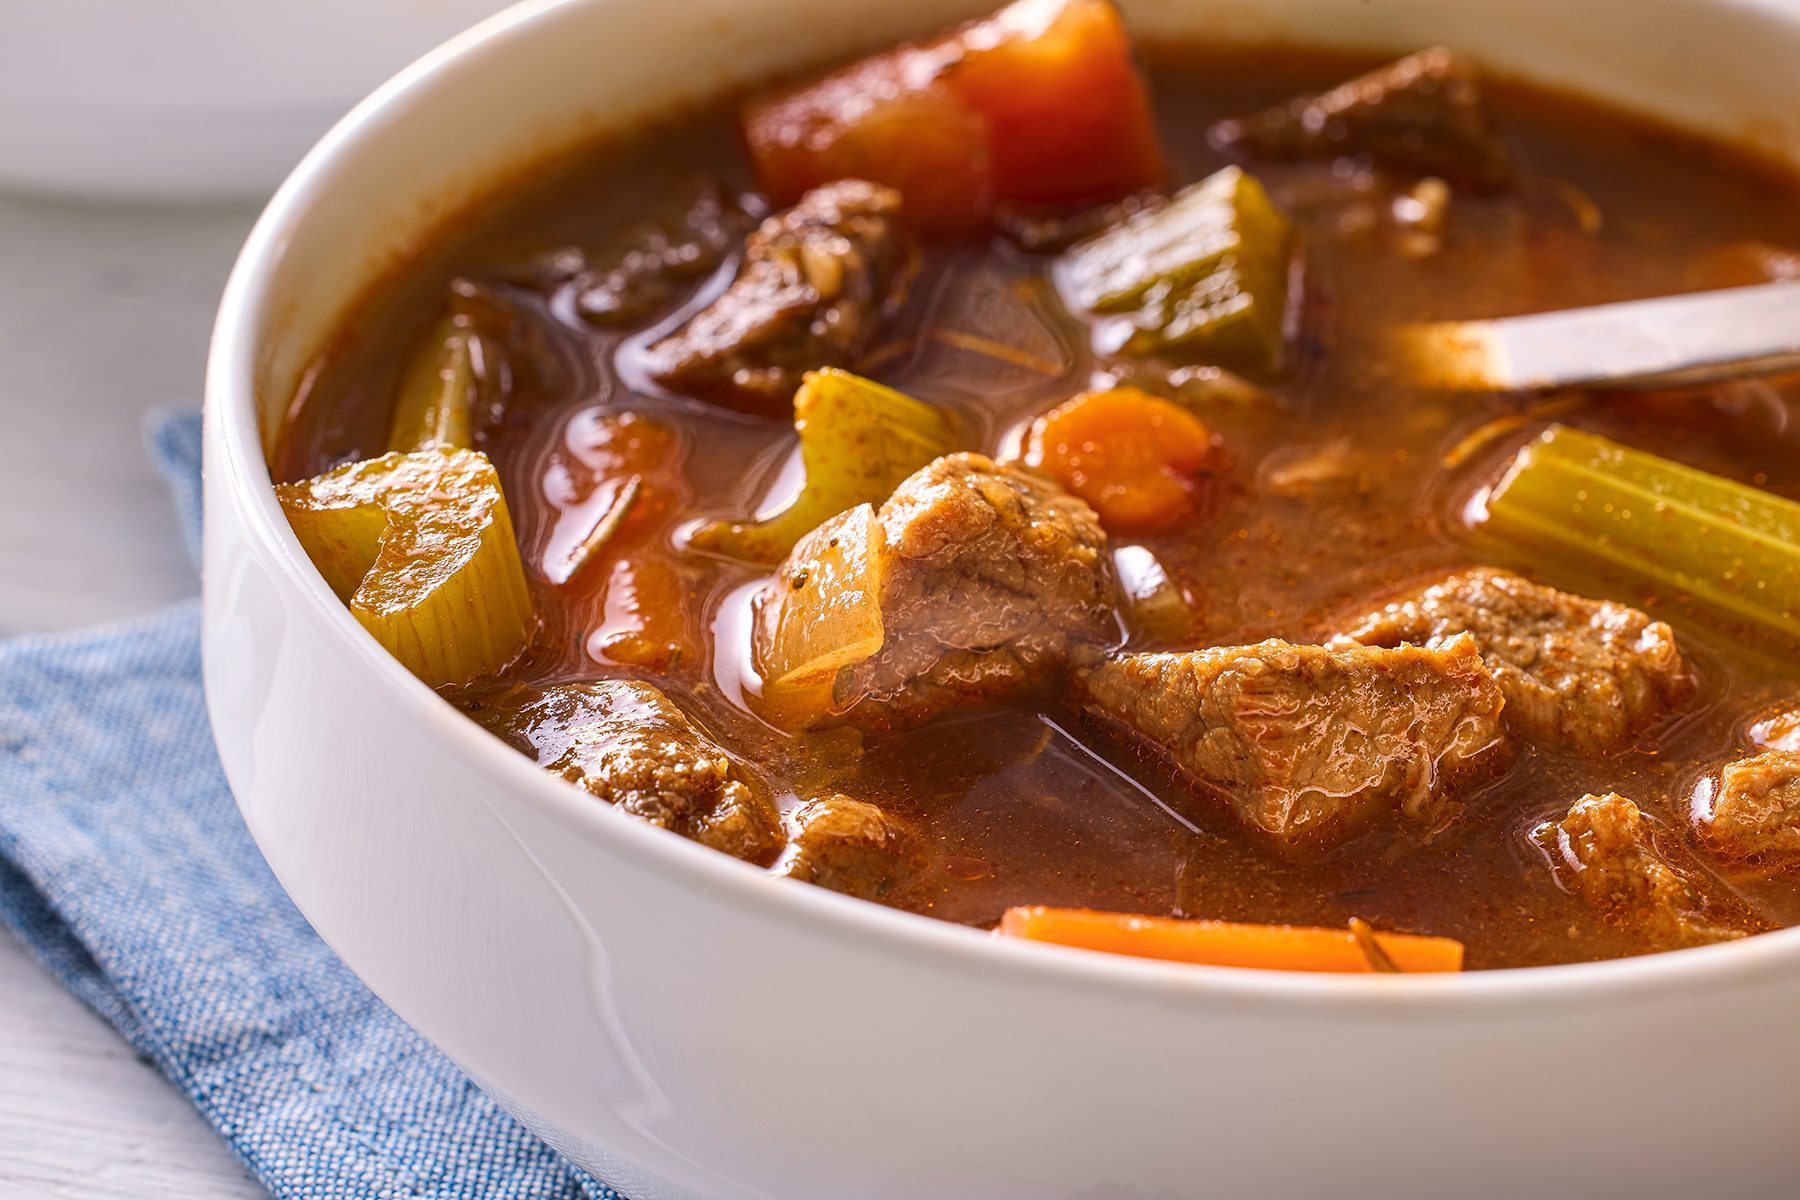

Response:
(998, 906), (1466, 973)
(1023, 386), (1215, 534)
(743, 0), (1165, 237)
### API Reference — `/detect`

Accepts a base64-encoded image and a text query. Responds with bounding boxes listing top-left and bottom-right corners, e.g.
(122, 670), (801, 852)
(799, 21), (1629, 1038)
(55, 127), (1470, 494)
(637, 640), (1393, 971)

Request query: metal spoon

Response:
(1397, 279), (1800, 392)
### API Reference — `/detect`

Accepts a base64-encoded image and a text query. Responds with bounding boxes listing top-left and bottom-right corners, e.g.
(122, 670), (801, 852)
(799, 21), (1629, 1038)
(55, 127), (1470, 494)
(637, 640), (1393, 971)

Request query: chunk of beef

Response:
(1533, 792), (1740, 944)
(1331, 568), (1691, 756)
(1076, 635), (1509, 852)
(1210, 47), (1513, 190)
(755, 453), (1117, 731)
(781, 794), (924, 900)
(642, 179), (911, 413)
(570, 184), (744, 325)
(463, 680), (785, 865)
(1700, 750), (1800, 859)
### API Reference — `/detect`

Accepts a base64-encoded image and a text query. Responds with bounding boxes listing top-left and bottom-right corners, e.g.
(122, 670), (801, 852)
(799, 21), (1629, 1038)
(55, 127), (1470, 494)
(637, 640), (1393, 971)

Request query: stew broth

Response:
(277, 44), (1800, 969)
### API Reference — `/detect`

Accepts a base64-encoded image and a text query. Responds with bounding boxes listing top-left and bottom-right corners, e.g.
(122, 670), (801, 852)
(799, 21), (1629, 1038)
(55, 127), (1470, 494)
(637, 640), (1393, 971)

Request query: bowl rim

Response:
(205, 0), (1800, 1012)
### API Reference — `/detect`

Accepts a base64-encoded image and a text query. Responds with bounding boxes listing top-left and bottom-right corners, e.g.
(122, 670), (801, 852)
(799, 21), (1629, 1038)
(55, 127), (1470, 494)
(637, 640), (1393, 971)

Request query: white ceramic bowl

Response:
(203, 2), (1800, 1197)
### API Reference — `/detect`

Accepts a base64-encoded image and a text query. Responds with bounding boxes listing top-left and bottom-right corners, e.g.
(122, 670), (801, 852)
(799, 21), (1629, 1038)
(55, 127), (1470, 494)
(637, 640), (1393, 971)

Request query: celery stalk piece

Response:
(689, 368), (954, 564)
(752, 503), (888, 725)
(278, 448), (536, 687)
(386, 315), (480, 453)
(1064, 166), (1293, 373)
(1477, 425), (1800, 646)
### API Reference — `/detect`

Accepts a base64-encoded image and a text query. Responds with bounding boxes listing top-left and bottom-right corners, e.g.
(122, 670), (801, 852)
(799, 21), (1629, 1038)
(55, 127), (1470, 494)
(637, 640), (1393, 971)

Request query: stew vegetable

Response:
(276, 0), (1800, 971)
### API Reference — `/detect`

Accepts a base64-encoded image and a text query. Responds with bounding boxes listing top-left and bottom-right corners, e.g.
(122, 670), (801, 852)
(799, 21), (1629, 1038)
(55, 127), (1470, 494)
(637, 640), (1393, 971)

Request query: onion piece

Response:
(751, 503), (888, 725)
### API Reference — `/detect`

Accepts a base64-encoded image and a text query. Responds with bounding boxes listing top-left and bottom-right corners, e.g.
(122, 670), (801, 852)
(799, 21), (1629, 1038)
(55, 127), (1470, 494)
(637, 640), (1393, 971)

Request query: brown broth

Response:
(279, 46), (1800, 969)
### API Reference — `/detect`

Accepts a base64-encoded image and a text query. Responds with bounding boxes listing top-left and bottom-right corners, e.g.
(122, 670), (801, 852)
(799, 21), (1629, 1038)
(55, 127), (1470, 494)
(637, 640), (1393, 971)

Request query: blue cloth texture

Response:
(0, 412), (621, 1199)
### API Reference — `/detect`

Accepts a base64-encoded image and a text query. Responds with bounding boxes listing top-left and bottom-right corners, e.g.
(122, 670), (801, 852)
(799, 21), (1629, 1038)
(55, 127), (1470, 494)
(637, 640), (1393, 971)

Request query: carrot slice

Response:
(998, 906), (1466, 973)
(1023, 386), (1215, 534)
(743, 0), (1164, 236)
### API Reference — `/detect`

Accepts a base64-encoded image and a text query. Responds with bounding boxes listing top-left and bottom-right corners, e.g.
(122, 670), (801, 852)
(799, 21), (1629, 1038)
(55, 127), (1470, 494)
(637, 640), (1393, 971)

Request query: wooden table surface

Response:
(0, 191), (264, 1199)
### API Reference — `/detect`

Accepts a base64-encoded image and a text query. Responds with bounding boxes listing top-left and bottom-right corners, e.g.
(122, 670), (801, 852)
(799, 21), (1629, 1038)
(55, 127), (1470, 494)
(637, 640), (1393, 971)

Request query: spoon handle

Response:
(1400, 280), (1800, 391)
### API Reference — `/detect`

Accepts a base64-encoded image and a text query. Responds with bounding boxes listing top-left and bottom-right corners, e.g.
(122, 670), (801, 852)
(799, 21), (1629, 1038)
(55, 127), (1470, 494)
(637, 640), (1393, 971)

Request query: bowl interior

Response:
(203, 2), (1800, 1194)
(238, 0), (1800, 452)
(211, 0), (1800, 997)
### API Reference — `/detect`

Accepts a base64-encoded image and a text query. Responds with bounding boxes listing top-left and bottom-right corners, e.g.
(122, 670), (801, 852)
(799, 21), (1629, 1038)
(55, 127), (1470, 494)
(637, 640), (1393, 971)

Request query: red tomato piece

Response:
(743, 0), (1165, 237)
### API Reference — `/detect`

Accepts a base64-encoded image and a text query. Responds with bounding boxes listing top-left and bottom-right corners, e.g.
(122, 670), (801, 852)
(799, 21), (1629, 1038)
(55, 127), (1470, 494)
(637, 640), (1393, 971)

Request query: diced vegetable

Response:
(690, 369), (954, 564)
(387, 316), (480, 452)
(998, 906), (1465, 973)
(1112, 544), (1198, 643)
(743, 0), (1165, 237)
(1023, 386), (1215, 533)
(752, 504), (888, 724)
(1476, 425), (1800, 647)
(589, 554), (697, 673)
(1064, 166), (1293, 372)
(278, 448), (534, 688)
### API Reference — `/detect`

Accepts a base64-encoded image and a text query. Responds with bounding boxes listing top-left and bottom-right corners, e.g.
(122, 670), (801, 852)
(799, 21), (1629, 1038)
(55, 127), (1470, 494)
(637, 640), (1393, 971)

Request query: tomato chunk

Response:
(1023, 387), (1216, 534)
(743, 0), (1165, 237)
(589, 554), (699, 673)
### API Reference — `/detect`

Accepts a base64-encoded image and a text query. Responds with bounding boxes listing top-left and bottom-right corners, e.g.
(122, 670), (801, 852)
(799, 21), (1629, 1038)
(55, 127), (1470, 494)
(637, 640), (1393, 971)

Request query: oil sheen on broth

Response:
(277, 46), (1800, 969)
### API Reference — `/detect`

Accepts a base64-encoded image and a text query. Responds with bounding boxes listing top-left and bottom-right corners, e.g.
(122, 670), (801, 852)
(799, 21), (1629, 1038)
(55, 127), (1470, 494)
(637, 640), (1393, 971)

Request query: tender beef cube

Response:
(756, 453), (1117, 731)
(1748, 704), (1800, 753)
(463, 681), (785, 866)
(1534, 792), (1740, 944)
(1077, 635), (1509, 852)
(1210, 47), (1513, 189)
(781, 794), (924, 900)
(642, 179), (911, 413)
(1701, 750), (1800, 859)
(1331, 568), (1692, 756)
(570, 184), (745, 325)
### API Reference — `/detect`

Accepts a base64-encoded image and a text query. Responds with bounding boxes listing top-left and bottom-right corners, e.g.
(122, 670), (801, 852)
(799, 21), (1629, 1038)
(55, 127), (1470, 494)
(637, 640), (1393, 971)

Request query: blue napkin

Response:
(0, 413), (622, 1200)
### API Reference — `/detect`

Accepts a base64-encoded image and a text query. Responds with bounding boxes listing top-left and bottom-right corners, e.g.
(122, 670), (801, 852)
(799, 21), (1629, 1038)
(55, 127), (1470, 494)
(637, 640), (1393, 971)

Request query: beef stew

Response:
(273, 0), (1800, 971)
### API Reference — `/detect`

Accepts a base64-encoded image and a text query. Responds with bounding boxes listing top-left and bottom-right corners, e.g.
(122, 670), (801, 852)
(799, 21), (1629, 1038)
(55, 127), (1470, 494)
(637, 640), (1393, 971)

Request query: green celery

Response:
(387, 315), (480, 453)
(1065, 166), (1293, 373)
(690, 369), (954, 564)
(278, 448), (535, 688)
(1477, 424), (1800, 646)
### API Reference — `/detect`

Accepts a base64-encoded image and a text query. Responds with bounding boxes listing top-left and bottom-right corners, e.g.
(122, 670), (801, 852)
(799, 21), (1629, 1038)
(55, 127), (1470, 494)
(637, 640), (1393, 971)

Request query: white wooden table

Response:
(0, 191), (264, 1199)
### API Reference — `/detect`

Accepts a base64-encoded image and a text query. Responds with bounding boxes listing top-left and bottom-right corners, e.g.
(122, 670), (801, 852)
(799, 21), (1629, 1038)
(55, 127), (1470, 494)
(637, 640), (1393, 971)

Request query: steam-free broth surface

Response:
(278, 36), (1800, 970)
